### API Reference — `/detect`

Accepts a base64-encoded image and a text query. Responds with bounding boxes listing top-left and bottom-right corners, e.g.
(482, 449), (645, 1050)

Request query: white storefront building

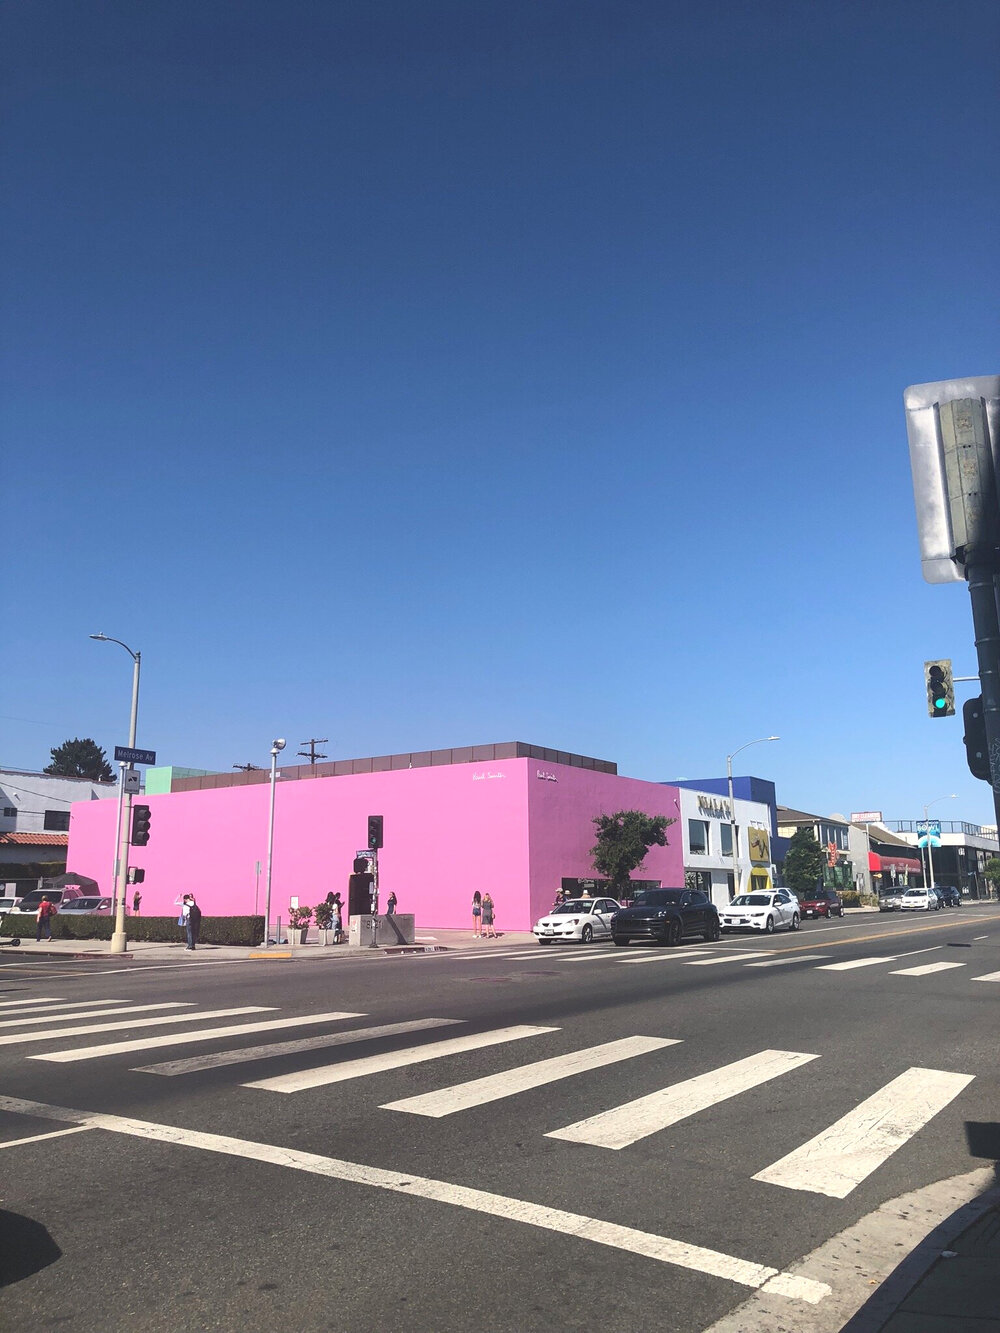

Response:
(677, 786), (775, 908)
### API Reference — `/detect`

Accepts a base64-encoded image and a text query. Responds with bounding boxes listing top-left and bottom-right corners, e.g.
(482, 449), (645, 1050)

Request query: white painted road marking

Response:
(971, 970), (1000, 982)
(30, 1011), (346, 1062)
(617, 951), (712, 965)
(0, 1092), (831, 1303)
(0, 1124), (96, 1149)
(547, 1049), (818, 1150)
(744, 955), (831, 968)
(134, 1017), (462, 1075)
(752, 1067), (975, 1198)
(890, 961), (966, 977)
(245, 1025), (558, 1094)
(16, 1007), (274, 1053)
(382, 1036), (677, 1118)
(685, 953), (774, 965)
(814, 956), (899, 971)
(0, 996), (66, 1009)
(0, 1002), (191, 1030)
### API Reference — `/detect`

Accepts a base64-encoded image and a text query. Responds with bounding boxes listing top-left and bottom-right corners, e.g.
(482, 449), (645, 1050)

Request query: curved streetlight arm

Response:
(90, 632), (139, 664)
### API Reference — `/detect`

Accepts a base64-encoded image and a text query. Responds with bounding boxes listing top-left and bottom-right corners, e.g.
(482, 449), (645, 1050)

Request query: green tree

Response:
(983, 857), (1000, 892)
(44, 738), (113, 782)
(591, 810), (674, 896)
(783, 826), (826, 894)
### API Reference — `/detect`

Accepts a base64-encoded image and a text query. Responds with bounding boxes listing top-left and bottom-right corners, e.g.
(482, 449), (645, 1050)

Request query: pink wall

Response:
(66, 759), (683, 931)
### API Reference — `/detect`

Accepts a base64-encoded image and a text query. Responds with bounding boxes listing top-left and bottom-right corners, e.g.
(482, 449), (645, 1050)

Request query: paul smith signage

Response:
(697, 795), (732, 820)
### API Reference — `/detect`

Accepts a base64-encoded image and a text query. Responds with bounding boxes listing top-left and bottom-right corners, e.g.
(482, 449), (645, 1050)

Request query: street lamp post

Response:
(90, 633), (140, 955)
(264, 739), (286, 948)
(922, 794), (956, 889)
(726, 735), (780, 900)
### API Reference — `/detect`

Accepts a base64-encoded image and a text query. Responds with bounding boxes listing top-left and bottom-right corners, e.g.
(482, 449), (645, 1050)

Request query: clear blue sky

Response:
(3, 1), (998, 825)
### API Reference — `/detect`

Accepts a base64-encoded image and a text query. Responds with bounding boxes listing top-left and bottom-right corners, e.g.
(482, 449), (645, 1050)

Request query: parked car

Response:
(932, 884), (961, 907)
(611, 887), (720, 947)
(793, 887), (844, 919)
(57, 896), (113, 916)
(0, 894), (23, 914)
(878, 888), (907, 912)
(534, 897), (621, 944)
(720, 888), (800, 934)
(899, 887), (941, 912)
(8, 888), (81, 915)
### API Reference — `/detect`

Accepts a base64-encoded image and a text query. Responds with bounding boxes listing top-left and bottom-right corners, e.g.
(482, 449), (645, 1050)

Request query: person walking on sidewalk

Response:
(330, 893), (343, 944)
(35, 896), (56, 942)
(185, 895), (202, 950)
(472, 890), (482, 937)
(482, 892), (497, 939)
(386, 891), (397, 916)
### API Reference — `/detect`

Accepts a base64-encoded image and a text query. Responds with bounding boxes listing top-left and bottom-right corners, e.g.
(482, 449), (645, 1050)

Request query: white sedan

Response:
(720, 889), (800, 934)
(533, 897), (622, 944)
(899, 887), (941, 911)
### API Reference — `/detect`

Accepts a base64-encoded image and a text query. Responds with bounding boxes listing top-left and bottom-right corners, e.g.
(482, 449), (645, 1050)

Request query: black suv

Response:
(932, 885), (961, 907)
(611, 887), (720, 947)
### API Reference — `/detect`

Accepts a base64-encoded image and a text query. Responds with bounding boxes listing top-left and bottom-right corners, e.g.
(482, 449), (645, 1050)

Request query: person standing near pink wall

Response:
(472, 890), (482, 937)
(482, 892), (496, 938)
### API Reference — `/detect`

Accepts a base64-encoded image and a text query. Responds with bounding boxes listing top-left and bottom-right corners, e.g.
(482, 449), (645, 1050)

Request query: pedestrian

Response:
(186, 895), (202, 951)
(175, 893), (191, 944)
(472, 890), (482, 937)
(132, 889), (142, 915)
(482, 892), (497, 938)
(386, 891), (397, 916)
(330, 893), (343, 944)
(35, 895), (56, 942)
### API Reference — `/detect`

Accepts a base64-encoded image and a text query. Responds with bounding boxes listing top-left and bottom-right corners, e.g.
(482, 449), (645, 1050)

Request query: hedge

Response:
(0, 914), (265, 947)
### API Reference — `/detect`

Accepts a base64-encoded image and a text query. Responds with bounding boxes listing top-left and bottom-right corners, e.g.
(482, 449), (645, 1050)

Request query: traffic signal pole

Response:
(966, 560), (1000, 835)
(110, 648), (141, 955)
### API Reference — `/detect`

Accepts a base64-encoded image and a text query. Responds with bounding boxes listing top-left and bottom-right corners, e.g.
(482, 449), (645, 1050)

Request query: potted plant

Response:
(313, 900), (333, 945)
(288, 904), (312, 944)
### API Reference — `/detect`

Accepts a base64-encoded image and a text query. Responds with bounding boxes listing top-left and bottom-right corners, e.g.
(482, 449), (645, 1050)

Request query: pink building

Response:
(66, 743), (684, 931)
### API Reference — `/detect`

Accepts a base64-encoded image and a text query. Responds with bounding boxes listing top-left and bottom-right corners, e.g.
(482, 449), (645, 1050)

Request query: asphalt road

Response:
(1, 906), (998, 1333)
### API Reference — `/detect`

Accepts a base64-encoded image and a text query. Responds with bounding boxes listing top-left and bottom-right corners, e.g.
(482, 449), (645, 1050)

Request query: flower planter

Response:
(296, 927), (309, 945)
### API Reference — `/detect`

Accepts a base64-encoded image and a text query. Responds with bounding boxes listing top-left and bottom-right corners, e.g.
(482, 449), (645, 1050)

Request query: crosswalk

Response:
(0, 992), (981, 1204)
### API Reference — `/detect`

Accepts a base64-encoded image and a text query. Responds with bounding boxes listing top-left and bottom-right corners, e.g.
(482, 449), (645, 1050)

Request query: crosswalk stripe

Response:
(890, 961), (966, 977)
(28, 1011), (347, 1062)
(971, 971), (1000, 983)
(685, 954), (774, 966)
(0, 996), (65, 1009)
(134, 1017), (461, 1075)
(814, 957), (898, 971)
(617, 951), (712, 965)
(0, 1002), (192, 1030)
(550, 951), (622, 963)
(12, 1007), (273, 1052)
(752, 1067), (975, 1197)
(546, 1049), (817, 1150)
(381, 1036), (677, 1118)
(745, 955), (831, 968)
(244, 1025), (558, 1094)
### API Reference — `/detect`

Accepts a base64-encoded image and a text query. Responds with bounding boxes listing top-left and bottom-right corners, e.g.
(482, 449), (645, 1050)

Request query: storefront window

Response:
(720, 823), (735, 856)
(688, 819), (710, 855)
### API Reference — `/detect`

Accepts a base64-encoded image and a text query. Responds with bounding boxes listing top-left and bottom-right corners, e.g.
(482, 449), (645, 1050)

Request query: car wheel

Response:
(764, 916), (775, 934)
(666, 917), (682, 947)
(612, 937), (627, 947)
(581, 924), (593, 944)
(703, 918), (721, 943)
(790, 912), (800, 931)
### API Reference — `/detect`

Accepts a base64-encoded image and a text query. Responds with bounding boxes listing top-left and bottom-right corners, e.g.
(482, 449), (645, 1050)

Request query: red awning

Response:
(869, 853), (922, 873)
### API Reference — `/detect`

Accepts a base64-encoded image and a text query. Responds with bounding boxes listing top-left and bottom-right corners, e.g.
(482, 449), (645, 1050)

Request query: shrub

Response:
(288, 905), (312, 929)
(840, 890), (861, 907)
(1, 914), (264, 946)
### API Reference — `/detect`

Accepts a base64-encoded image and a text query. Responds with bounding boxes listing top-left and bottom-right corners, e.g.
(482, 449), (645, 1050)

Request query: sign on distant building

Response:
(851, 811), (883, 824)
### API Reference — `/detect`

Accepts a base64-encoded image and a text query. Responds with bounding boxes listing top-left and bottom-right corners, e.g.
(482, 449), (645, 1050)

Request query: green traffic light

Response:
(934, 697), (947, 709)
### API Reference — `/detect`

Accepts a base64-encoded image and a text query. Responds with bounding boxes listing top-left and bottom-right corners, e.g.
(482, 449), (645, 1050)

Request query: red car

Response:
(794, 887), (844, 919)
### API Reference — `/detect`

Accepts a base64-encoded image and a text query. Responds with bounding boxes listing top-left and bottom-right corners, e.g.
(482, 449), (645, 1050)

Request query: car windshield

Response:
(632, 889), (683, 907)
(903, 890), (924, 897)
(730, 894), (772, 906)
(551, 901), (590, 914)
(18, 892), (62, 907)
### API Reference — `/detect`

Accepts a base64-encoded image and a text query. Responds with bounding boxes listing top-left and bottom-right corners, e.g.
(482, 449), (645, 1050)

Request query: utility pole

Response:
(298, 737), (328, 765)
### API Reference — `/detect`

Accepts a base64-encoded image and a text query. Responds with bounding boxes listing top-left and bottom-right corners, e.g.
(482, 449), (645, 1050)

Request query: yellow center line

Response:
(766, 911), (996, 955)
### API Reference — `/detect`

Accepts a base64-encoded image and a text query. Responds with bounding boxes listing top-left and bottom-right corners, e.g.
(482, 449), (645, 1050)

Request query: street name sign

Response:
(114, 746), (156, 765)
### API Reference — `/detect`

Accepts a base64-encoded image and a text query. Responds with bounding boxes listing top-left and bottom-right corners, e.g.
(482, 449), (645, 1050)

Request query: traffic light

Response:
(924, 660), (955, 717)
(367, 814), (383, 850)
(963, 695), (990, 781)
(127, 866), (146, 884)
(131, 803), (152, 846)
